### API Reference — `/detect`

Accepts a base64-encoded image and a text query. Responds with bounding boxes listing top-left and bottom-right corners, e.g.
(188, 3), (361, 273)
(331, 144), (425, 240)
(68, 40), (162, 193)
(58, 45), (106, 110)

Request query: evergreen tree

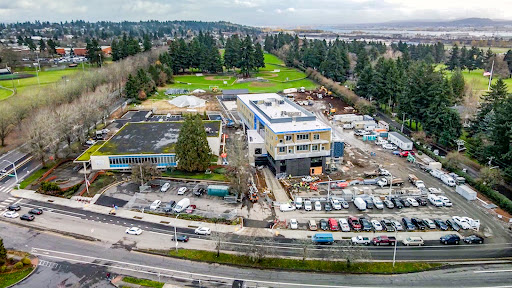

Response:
(264, 34), (273, 52)
(111, 39), (121, 61)
(459, 46), (468, 70)
(85, 38), (103, 66)
(355, 48), (369, 76)
(434, 42), (445, 63)
(125, 74), (139, 99)
(254, 42), (265, 69)
(504, 49), (512, 76)
(472, 78), (509, 134)
(239, 35), (255, 77)
(39, 39), (46, 52)
(356, 65), (377, 101)
(175, 115), (212, 172)
(446, 44), (460, 70)
(450, 68), (465, 102)
(143, 34), (152, 52)
(224, 35), (240, 70)
(0, 237), (6, 265)
(47, 39), (57, 55)
(320, 46), (347, 82)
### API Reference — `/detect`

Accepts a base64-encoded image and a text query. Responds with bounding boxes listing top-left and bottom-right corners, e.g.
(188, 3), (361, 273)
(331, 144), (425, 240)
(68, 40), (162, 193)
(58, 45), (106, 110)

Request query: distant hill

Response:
(328, 18), (512, 29)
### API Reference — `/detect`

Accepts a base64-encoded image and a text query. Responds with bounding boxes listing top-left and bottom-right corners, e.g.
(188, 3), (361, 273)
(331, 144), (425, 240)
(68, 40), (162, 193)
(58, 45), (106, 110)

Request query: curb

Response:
(5, 258), (38, 288)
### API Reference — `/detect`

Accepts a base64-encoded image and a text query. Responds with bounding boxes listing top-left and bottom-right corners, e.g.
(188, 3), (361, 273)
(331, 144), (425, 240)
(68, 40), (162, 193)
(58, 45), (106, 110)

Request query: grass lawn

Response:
(0, 267), (34, 288)
(17, 166), (51, 189)
(122, 276), (164, 288)
(445, 45), (511, 54)
(0, 87), (13, 99)
(156, 249), (442, 274)
(436, 64), (512, 92)
(0, 68), (83, 101)
(160, 53), (317, 94)
(76, 141), (106, 161)
(162, 169), (227, 181)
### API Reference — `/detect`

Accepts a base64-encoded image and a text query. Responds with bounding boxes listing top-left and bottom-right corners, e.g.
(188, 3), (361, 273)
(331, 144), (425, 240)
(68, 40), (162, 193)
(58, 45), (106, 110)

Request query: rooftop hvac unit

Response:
(278, 100), (285, 105)
(264, 101), (272, 106)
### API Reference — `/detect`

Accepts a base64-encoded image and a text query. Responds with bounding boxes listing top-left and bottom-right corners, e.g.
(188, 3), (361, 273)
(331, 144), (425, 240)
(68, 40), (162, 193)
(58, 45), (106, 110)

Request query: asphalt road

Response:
(13, 198), (512, 261)
(2, 221), (512, 288)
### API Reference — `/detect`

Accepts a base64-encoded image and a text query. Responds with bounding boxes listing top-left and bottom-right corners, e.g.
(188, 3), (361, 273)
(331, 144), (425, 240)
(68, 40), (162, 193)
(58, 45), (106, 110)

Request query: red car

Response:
(400, 151), (415, 157)
(348, 216), (361, 231)
(328, 218), (339, 231)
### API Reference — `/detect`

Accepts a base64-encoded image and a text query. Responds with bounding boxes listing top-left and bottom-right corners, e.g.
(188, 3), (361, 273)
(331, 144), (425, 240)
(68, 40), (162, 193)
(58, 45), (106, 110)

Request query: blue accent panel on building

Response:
(332, 142), (344, 158)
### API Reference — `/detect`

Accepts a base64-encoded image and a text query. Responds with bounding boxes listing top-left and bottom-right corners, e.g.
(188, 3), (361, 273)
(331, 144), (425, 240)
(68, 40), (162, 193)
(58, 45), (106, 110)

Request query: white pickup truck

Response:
(351, 236), (371, 245)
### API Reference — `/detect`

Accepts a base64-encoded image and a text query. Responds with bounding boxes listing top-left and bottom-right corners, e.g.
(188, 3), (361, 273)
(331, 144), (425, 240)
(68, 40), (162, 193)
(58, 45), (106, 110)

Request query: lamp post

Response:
(327, 175), (332, 200)
(401, 113), (406, 133)
(174, 214), (179, 252)
(392, 228), (398, 267)
(388, 173), (393, 198)
(1, 160), (19, 188)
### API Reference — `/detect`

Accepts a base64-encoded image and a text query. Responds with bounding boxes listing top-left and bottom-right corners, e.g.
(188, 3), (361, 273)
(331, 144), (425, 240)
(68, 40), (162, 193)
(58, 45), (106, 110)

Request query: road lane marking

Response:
(473, 269), (512, 274)
(20, 202), (86, 217)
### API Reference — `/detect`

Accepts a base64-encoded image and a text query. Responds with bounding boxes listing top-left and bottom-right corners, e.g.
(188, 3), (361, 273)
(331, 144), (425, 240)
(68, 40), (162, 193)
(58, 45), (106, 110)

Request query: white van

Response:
(430, 169), (444, 179)
(295, 197), (303, 209)
(308, 219), (318, 231)
(427, 194), (443, 207)
(441, 174), (456, 187)
(150, 200), (162, 210)
(173, 198), (190, 213)
(354, 197), (367, 211)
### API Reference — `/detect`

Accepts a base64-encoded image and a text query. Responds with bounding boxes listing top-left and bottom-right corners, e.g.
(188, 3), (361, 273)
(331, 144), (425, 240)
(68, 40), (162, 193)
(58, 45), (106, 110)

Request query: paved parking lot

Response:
(101, 180), (239, 220)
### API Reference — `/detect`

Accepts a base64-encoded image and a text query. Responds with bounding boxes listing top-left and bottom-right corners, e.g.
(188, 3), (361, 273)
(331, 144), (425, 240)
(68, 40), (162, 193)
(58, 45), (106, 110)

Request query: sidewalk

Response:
(11, 189), (241, 234)
(262, 168), (290, 204)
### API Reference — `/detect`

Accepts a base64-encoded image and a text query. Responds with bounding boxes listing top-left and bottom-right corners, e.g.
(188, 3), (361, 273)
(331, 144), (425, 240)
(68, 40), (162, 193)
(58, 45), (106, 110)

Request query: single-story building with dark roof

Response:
(75, 121), (222, 170)
(221, 89), (249, 100)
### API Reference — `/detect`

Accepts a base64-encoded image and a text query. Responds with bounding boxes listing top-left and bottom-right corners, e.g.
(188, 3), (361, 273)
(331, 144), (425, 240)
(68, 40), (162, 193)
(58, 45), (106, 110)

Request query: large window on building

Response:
(311, 144), (318, 151)
(296, 134), (309, 141)
(285, 135), (292, 141)
(313, 134), (320, 140)
(278, 147), (285, 153)
(296, 144), (310, 151)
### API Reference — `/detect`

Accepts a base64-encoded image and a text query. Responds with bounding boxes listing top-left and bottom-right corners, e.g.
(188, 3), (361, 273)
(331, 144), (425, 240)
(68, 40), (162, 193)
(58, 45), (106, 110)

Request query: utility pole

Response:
(83, 162), (89, 195)
(1, 160), (19, 189)
(174, 214), (179, 252)
(401, 113), (406, 133)
(139, 165), (144, 186)
(487, 59), (494, 91)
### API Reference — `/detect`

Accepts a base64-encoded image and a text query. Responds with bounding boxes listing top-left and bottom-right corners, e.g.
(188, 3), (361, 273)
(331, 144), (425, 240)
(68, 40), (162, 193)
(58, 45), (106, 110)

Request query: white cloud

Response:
(286, 7), (295, 12)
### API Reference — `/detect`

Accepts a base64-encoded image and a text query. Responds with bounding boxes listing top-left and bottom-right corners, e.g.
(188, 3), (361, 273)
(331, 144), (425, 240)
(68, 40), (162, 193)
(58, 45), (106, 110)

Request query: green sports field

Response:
(0, 68), (82, 101)
(436, 64), (512, 92)
(160, 53), (317, 94)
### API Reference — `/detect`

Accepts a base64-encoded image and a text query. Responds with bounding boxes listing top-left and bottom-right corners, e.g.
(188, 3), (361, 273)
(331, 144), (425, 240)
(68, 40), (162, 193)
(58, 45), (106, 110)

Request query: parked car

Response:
(163, 201), (176, 212)
(324, 202), (332, 212)
(400, 198), (411, 208)
(434, 219), (449, 230)
(340, 200), (349, 209)
(452, 216), (471, 229)
(8, 204), (21, 211)
(359, 217), (372, 231)
(304, 200), (312, 211)
(150, 200), (162, 210)
(314, 201), (322, 211)
(172, 235), (190, 242)
(295, 197), (303, 209)
(391, 219), (404, 231)
(174, 198), (190, 213)
(319, 219), (328, 231)
(3, 211), (19, 218)
(382, 143), (396, 150)
(380, 219), (395, 232)
(331, 199), (342, 210)
(438, 196), (453, 207)
(125, 227), (143, 235)
(364, 199), (374, 209)
(391, 198), (403, 209)
(372, 196), (384, 209)
(402, 217), (416, 231)
(371, 220), (383, 231)
(194, 227), (211, 235)
(415, 197), (427, 206)
(464, 235), (484, 244)
(348, 216), (361, 231)
(20, 214), (35, 221)
(279, 203), (296, 212)
(440, 234), (461, 245)
(412, 218), (426, 230)
(372, 236), (397, 246)
(289, 219), (298, 230)
(328, 218), (339, 231)
(383, 199), (394, 209)
(406, 197), (419, 207)
(354, 130), (370, 136)
(446, 219), (461, 231)
(308, 220), (318, 231)
(177, 187), (188, 195)
(338, 218), (350, 232)
(351, 236), (371, 245)
(29, 208), (43, 215)
(402, 236), (424, 246)
(160, 182), (171, 192)
(423, 219), (436, 229)
(185, 205), (196, 214)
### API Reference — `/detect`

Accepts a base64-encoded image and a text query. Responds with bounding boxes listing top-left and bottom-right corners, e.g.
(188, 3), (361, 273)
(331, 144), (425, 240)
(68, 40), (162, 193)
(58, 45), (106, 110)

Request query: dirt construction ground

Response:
(139, 94), (221, 114)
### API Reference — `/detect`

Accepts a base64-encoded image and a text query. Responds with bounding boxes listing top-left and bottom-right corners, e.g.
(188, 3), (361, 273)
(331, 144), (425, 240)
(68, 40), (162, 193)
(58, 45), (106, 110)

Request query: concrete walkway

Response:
(262, 168), (290, 204)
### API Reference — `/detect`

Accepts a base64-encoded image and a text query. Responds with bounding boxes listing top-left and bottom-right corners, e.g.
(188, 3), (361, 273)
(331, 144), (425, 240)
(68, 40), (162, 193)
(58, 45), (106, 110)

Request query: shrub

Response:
(39, 181), (61, 193)
(1, 265), (6, 272)
(21, 257), (31, 265)
(13, 261), (23, 269)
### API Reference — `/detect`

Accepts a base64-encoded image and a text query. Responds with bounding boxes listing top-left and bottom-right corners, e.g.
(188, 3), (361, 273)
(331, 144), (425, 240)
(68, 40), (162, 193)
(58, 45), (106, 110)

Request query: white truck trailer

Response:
(388, 132), (413, 151)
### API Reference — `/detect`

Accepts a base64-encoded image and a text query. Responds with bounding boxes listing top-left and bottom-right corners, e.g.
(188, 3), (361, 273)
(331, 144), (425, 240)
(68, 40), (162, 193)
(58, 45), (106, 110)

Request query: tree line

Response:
(446, 45), (512, 78)
(124, 53), (173, 102)
(111, 33), (152, 61)
(224, 34), (264, 77)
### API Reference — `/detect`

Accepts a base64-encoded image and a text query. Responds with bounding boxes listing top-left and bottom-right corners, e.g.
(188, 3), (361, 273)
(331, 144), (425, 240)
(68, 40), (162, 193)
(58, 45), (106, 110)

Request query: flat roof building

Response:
(237, 93), (332, 176)
(76, 121), (222, 170)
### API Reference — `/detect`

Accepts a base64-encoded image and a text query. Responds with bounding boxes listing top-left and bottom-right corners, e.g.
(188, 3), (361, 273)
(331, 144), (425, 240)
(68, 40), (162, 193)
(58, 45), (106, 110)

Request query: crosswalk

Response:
(0, 185), (13, 194)
(0, 197), (17, 210)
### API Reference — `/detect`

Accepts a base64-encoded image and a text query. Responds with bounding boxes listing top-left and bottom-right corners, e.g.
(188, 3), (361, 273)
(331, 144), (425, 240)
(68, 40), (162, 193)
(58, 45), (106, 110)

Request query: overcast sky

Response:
(1, 0), (512, 26)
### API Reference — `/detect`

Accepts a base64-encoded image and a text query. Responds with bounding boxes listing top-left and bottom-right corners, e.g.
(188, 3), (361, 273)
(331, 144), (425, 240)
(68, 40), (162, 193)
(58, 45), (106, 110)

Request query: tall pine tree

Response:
(175, 115), (212, 172)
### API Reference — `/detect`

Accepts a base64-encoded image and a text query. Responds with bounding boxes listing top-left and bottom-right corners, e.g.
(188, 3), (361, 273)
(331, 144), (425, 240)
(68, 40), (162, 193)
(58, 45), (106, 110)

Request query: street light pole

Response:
(401, 113), (406, 133)
(2, 160), (19, 188)
(174, 214), (179, 252)
(389, 173), (393, 198)
(393, 229), (398, 267)
(327, 175), (332, 200)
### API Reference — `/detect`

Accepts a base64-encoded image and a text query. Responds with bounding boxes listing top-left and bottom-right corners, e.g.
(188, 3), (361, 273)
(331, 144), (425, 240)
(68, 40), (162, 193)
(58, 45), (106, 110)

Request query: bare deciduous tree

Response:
(24, 111), (53, 166)
(234, 237), (276, 263)
(226, 135), (251, 199)
(0, 104), (14, 146)
(130, 162), (161, 185)
(327, 242), (371, 267)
